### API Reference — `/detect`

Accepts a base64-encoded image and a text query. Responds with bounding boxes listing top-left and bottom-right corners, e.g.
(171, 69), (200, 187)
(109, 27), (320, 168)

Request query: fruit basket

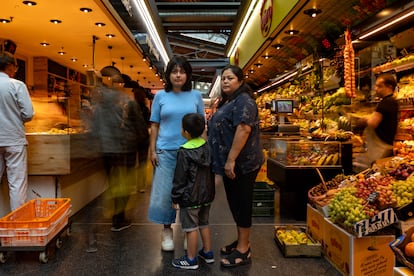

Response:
(389, 226), (414, 270)
(274, 225), (321, 257)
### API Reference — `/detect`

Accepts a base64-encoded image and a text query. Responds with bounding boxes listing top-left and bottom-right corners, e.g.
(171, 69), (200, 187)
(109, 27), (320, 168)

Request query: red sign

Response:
(260, 0), (273, 37)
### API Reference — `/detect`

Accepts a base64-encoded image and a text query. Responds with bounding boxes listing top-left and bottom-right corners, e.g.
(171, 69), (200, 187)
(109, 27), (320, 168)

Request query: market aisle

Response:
(0, 169), (340, 275)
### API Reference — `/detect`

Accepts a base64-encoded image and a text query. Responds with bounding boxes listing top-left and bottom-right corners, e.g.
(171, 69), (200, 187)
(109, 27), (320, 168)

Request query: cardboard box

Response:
(397, 218), (414, 234)
(324, 218), (395, 276)
(306, 204), (325, 244)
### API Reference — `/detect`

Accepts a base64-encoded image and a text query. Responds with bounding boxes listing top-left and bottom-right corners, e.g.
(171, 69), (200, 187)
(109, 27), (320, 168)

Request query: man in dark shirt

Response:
(357, 73), (399, 166)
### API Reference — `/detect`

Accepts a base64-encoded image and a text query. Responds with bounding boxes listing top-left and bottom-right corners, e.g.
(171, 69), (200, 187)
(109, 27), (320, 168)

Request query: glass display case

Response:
(269, 138), (342, 167)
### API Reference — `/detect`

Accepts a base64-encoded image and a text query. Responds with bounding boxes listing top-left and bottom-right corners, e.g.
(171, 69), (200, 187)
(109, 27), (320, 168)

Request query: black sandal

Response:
(220, 240), (238, 255)
(220, 248), (251, 268)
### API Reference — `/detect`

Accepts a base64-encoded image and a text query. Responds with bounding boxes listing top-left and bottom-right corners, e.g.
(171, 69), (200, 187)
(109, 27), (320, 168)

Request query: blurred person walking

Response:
(208, 65), (264, 267)
(0, 52), (34, 211)
(148, 56), (205, 251)
(92, 66), (148, 232)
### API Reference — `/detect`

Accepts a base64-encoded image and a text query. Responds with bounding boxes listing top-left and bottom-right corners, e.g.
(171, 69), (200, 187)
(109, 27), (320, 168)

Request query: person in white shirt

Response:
(0, 52), (34, 210)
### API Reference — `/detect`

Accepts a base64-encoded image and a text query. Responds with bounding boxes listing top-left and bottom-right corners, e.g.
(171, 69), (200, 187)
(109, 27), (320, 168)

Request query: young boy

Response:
(171, 113), (215, 270)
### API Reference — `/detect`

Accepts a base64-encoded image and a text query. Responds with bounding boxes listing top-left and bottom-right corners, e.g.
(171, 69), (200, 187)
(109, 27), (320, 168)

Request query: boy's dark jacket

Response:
(172, 138), (215, 208)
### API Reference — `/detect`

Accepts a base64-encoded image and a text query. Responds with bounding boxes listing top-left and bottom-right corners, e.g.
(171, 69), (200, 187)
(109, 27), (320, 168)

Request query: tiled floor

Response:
(0, 175), (341, 275)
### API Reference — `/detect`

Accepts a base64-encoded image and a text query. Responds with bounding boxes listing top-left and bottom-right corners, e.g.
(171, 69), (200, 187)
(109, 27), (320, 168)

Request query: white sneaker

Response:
(162, 228), (174, 251)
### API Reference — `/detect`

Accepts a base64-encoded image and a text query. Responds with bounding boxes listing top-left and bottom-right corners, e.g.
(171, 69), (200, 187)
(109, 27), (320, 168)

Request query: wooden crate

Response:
(274, 226), (322, 257)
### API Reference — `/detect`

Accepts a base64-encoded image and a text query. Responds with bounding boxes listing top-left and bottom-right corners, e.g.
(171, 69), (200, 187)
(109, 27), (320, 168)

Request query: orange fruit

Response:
(405, 242), (414, 258)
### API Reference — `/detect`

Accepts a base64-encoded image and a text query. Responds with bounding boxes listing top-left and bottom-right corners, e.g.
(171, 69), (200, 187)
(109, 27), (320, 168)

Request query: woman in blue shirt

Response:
(148, 56), (205, 251)
(208, 65), (264, 267)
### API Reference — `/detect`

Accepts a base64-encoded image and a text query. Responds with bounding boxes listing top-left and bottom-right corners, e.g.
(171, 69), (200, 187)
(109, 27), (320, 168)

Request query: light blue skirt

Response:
(148, 149), (178, 224)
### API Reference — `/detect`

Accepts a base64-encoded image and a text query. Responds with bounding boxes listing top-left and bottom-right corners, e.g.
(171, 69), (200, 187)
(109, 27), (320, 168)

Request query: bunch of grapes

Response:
(328, 187), (372, 227)
(389, 163), (414, 180)
(392, 177), (414, 207)
(355, 175), (395, 209)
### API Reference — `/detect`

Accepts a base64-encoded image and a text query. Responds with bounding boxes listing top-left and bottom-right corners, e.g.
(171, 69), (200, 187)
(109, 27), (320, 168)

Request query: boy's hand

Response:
(172, 203), (179, 210)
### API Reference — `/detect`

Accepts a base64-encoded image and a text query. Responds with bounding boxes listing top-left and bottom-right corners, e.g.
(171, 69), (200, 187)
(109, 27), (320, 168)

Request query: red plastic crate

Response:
(0, 198), (71, 247)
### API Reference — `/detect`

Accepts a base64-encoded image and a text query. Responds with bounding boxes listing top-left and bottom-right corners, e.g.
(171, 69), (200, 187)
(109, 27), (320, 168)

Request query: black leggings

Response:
(223, 169), (259, 228)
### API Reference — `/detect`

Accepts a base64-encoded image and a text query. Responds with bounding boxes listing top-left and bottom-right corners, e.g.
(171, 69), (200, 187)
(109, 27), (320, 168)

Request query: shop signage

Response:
(260, 0), (273, 37)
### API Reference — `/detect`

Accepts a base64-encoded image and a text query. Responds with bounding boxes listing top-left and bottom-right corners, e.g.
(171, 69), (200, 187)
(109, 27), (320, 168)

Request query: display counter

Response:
(266, 137), (352, 220)
(0, 133), (107, 217)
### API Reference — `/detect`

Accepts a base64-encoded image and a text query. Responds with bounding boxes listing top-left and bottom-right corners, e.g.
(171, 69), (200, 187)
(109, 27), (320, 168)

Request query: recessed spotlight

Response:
(40, 42), (50, 46)
(0, 18), (11, 24)
(50, 19), (62, 24)
(95, 22), (106, 27)
(254, 63), (263, 68)
(249, 69), (255, 74)
(23, 1), (37, 6)
(80, 7), (92, 13)
(304, 8), (322, 18)
(58, 48), (66, 55)
(70, 58), (77, 62)
(83, 64), (88, 68)
(272, 43), (283, 49)
(285, 29), (299, 35)
(262, 55), (272, 59)
(106, 34), (115, 38)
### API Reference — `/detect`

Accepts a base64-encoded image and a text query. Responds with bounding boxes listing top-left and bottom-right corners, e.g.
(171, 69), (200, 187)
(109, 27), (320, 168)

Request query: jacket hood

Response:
(181, 138), (210, 167)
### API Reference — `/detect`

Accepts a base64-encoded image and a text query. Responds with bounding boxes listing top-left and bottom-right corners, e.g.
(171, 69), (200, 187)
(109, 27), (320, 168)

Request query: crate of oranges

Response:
(390, 226), (414, 271)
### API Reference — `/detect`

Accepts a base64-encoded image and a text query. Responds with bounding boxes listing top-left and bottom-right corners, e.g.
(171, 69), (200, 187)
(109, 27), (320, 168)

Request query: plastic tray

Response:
(0, 198), (71, 247)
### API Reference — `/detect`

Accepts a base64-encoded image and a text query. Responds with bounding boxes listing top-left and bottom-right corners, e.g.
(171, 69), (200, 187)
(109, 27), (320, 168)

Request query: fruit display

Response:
(275, 228), (315, 245)
(282, 141), (341, 166)
(328, 187), (373, 227)
(395, 140), (414, 158)
(308, 174), (348, 206)
(392, 176), (414, 207)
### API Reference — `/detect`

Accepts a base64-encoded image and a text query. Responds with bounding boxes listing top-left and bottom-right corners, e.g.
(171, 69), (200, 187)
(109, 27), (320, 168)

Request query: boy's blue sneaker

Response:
(172, 255), (199, 270)
(198, 249), (215, 264)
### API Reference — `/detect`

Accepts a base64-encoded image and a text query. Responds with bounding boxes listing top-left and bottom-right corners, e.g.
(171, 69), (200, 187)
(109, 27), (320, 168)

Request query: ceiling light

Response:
(40, 42), (49, 46)
(83, 64), (88, 68)
(304, 8), (322, 18)
(22, 1), (37, 6)
(254, 63), (263, 68)
(131, 0), (170, 65)
(106, 34), (115, 38)
(58, 48), (66, 55)
(358, 9), (414, 40)
(70, 58), (77, 62)
(272, 44), (283, 49)
(50, 19), (62, 24)
(249, 69), (255, 74)
(262, 55), (272, 59)
(80, 7), (92, 13)
(284, 29), (299, 35)
(0, 18), (12, 24)
(95, 22), (106, 27)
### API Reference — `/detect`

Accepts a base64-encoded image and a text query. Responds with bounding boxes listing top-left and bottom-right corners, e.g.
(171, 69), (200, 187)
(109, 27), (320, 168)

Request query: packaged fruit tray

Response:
(274, 225), (321, 257)
(389, 226), (414, 270)
(0, 198), (71, 247)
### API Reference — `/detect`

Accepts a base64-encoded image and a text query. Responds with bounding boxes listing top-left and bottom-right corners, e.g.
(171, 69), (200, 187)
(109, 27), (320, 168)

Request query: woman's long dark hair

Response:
(164, 56), (193, 92)
(217, 64), (253, 108)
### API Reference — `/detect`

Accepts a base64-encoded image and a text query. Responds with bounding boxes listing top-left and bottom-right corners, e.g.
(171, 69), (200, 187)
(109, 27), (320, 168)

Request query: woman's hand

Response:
(150, 150), (159, 167)
(224, 159), (236, 179)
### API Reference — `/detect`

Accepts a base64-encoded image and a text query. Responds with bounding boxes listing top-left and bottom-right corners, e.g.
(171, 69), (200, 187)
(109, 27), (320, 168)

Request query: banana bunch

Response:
(317, 153), (339, 166)
(338, 116), (351, 131)
(276, 229), (314, 245)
